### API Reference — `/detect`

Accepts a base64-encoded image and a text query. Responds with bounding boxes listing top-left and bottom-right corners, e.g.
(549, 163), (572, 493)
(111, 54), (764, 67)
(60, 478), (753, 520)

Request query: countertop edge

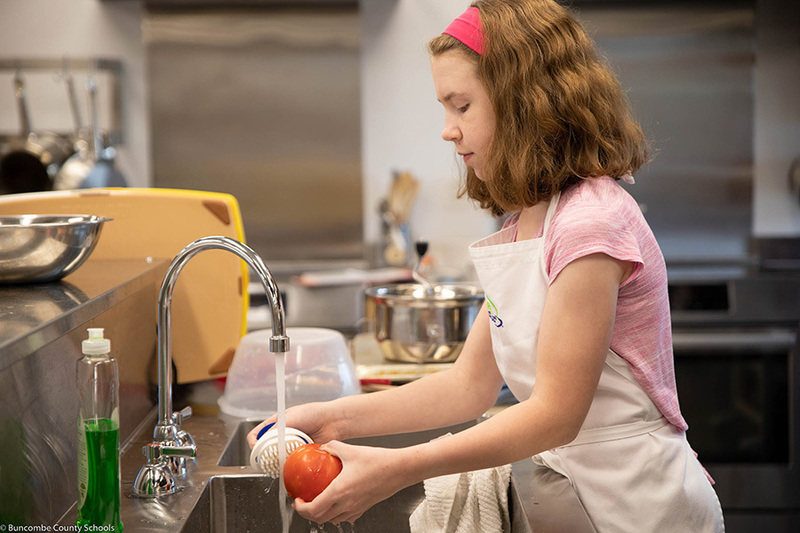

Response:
(0, 258), (167, 371)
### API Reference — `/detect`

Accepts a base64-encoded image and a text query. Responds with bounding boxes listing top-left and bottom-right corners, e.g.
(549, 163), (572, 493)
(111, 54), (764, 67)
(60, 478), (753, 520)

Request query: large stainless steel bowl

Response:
(365, 282), (485, 363)
(0, 214), (110, 284)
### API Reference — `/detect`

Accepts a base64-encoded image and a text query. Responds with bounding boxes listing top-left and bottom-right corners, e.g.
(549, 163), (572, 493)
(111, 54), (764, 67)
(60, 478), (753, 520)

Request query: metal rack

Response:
(0, 57), (123, 145)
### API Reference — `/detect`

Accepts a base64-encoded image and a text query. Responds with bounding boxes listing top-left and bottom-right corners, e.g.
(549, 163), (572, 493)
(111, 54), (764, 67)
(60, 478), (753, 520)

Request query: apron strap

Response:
(561, 417), (669, 448)
(540, 191), (561, 240)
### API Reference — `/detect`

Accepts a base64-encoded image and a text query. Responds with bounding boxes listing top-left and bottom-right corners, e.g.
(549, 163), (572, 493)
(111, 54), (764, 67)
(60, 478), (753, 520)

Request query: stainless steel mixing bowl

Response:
(0, 214), (111, 284)
(365, 282), (485, 363)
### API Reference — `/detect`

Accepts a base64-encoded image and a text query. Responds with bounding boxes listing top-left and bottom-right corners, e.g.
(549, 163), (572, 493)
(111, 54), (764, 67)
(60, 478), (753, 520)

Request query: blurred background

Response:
(0, 0), (797, 277)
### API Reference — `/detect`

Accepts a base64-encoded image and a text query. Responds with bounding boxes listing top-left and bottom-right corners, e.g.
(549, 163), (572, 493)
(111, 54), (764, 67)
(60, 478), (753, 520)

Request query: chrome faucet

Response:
(133, 236), (290, 498)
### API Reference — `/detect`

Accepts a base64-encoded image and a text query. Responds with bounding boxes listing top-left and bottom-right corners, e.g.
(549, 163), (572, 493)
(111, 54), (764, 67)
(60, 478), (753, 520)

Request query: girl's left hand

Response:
(291, 441), (413, 525)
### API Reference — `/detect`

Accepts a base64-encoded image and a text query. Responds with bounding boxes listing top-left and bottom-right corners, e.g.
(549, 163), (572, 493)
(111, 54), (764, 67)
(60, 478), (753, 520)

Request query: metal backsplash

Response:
(144, 7), (363, 267)
(575, 3), (755, 262)
(146, 2), (755, 267)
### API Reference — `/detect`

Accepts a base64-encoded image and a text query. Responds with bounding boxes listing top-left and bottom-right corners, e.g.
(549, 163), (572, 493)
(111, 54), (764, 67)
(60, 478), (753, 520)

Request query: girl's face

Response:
(431, 51), (495, 181)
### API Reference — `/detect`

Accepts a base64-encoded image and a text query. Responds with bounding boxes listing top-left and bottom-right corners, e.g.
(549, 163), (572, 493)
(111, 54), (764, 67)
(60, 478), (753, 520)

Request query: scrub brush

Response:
(249, 423), (313, 477)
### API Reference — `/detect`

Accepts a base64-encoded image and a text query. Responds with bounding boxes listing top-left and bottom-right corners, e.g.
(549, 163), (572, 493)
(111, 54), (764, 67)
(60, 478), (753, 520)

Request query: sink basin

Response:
(218, 419), (479, 467)
(187, 419), (533, 532)
(181, 474), (434, 532)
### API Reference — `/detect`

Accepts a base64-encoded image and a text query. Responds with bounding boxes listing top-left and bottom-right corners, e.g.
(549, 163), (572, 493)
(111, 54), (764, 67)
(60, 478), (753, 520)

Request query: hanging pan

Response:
(53, 67), (94, 190)
(0, 71), (73, 194)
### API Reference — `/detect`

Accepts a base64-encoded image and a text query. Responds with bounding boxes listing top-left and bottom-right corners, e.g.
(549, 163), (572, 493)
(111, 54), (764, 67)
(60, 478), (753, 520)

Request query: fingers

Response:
(294, 497), (363, 526)
(331, 512), (363, 526)
(293, 498), (332, 524)
(292, 476), (345, 524)
(319, 440), (348, 458)
(246, 416), (277, 449)
(288, 441), (379, 525)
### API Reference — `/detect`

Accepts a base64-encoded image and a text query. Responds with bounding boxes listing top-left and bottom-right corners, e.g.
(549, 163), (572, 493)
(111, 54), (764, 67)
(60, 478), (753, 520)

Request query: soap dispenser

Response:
(76, 328), (123, 531)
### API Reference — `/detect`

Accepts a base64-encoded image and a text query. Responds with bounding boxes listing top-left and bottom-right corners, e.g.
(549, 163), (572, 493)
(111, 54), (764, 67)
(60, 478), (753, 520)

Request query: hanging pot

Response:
(53, 69), (94, 190)
(77, 73), (126, 189)
(0, 72), (74, 194)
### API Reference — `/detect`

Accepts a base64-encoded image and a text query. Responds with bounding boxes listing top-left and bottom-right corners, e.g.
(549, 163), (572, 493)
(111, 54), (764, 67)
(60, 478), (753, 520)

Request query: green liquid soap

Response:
(77, 418), (123, 532)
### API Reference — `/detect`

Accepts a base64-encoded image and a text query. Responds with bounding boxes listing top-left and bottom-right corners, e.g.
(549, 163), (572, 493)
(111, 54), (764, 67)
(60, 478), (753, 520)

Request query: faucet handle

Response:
(142, 442), (197, 464)
(172, 406), (192, 426)
(169, 407), (196, 449)
(133, 443), (197, 498)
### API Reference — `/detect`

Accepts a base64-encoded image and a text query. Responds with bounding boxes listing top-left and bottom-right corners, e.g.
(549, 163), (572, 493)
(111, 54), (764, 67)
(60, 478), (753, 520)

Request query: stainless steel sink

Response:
(217, 419), (476, 467)
(183, 419), (533, 532)
(181, 474), (433, 532)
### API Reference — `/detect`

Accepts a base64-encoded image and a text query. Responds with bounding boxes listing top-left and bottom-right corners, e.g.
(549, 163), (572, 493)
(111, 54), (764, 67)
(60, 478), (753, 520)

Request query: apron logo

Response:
(486, 297), (503, 327)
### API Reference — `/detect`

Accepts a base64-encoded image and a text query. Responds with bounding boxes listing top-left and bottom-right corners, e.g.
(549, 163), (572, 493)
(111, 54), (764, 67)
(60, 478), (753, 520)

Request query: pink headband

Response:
(442, 7), (484, 55)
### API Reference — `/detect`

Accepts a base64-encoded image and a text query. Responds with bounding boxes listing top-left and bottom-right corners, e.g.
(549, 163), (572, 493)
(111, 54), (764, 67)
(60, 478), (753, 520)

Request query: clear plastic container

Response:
(219, 327), (360, 418)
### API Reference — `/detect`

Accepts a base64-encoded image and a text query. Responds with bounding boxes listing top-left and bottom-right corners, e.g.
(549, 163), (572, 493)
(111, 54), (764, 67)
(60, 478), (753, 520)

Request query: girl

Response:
(249, 1), (724, 530)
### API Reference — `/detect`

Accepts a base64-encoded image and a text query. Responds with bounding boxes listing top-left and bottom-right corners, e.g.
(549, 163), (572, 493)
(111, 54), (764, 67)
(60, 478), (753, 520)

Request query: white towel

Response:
(409, 463), (512, 533)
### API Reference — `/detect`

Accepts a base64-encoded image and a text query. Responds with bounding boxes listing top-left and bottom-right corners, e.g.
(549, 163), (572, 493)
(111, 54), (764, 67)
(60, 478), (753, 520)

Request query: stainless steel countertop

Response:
(0, 257), (167, 370)
(59, 404), (245, 531)
(1, 256), (169, 526)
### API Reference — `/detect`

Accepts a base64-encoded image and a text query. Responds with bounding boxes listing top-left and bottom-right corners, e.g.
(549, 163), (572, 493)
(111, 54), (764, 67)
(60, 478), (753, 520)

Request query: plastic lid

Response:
(82, 328), (111, 355)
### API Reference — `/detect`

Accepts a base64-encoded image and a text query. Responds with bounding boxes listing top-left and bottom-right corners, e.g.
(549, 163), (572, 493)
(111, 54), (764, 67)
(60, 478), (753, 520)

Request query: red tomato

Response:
(283, 443), (342, 501)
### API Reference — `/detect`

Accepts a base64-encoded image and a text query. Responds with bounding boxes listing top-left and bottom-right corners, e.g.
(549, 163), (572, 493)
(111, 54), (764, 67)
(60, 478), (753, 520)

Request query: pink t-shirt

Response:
(507, 177), (687, 431)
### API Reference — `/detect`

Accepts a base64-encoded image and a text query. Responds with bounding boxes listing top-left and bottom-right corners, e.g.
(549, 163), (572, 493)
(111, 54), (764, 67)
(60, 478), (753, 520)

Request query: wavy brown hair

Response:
(429, 0), (649, 216)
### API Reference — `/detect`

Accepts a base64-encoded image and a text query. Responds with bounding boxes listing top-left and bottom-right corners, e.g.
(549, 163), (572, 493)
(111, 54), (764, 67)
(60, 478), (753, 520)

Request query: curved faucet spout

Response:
(155, 236), (289, 437)
(135, 235), (289, 496)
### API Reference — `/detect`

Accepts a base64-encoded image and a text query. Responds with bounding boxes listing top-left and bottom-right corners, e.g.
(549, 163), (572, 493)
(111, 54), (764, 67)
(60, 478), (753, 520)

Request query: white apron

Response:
(469, 193), (724, 533)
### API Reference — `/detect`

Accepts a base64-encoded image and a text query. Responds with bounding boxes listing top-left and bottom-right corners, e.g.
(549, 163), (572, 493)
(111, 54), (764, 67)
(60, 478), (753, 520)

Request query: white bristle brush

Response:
(249, 423), (313, 477)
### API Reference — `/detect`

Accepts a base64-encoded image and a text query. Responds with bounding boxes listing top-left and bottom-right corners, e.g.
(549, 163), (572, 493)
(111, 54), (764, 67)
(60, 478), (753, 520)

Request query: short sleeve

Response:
(545, 184), (645, 286)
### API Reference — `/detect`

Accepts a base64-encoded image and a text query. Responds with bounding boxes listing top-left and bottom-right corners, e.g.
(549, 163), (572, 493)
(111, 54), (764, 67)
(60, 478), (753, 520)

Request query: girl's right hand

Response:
(246, 401), (340, 449)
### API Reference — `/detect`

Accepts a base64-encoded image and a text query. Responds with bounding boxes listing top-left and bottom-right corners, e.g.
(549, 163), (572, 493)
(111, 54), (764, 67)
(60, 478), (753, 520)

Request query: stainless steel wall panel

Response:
(576, 5), (755, 262)
(145, 9), (363, 264)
